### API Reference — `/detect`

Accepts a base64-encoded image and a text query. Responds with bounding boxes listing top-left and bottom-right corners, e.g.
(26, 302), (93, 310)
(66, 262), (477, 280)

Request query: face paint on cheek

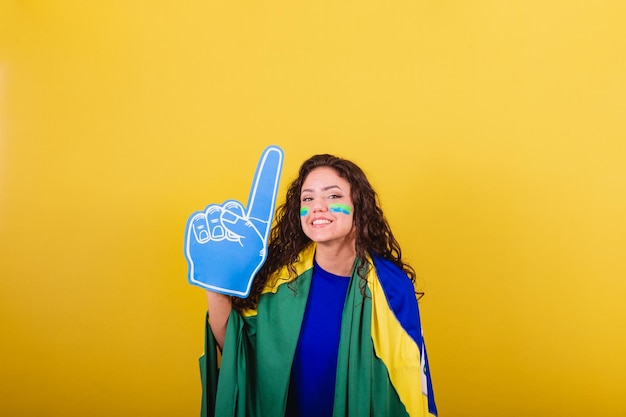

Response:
(300, 206), (310, 216)
(329, 203), (352, 215)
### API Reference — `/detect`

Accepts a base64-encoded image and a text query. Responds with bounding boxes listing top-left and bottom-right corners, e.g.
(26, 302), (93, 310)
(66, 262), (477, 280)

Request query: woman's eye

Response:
(302, 197), (312, 202)
(328, 194), (341, 199)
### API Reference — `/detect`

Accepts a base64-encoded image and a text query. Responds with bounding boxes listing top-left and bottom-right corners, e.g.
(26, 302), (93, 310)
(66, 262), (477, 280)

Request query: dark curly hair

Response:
(232, 153), (417, 311)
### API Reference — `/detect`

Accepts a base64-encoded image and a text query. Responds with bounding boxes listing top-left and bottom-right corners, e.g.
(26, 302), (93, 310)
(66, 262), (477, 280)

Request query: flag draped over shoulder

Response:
(200, 244), (438, 417)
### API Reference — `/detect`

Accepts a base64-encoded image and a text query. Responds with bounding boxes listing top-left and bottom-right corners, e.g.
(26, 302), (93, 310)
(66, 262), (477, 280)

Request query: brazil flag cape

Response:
(199, 244), (437, 417)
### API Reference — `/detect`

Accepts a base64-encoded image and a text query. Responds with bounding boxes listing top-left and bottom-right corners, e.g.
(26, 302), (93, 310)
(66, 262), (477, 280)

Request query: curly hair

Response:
(232, 153), (417, 311)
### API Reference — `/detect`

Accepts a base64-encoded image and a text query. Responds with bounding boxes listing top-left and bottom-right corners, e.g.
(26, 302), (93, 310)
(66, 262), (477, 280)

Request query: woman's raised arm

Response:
(206, 290), (232, 350)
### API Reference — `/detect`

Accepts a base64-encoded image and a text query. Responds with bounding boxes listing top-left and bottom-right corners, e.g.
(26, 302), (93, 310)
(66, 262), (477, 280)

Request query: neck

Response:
(314, 242), (357, 277)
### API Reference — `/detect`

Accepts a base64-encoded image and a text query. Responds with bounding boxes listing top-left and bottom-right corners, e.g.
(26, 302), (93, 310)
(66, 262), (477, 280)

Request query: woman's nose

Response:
(311, 199), (327, 212)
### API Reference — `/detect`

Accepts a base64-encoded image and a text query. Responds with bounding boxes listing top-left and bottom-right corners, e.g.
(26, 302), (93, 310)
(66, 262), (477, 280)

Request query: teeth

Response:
(313, 219), (331, 225)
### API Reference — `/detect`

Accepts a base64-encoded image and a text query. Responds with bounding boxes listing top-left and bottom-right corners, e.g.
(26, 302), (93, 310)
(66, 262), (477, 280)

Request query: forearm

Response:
(206, 290), (232, 350)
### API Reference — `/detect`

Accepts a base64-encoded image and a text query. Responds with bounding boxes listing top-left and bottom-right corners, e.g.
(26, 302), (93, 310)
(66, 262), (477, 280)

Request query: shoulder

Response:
(371, 256), (416, 298)
(261, 244), (316, 295)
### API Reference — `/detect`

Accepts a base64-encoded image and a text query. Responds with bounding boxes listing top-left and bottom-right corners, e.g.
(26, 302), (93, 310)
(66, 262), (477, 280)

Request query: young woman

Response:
(200, 154), (437, 417)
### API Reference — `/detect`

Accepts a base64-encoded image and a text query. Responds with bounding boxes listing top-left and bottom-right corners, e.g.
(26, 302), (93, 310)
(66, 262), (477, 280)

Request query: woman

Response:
(200, 154), (437, 417)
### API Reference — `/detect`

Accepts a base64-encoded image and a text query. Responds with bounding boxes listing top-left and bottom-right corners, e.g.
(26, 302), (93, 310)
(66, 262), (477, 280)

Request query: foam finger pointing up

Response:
(245, 146), (284, 239)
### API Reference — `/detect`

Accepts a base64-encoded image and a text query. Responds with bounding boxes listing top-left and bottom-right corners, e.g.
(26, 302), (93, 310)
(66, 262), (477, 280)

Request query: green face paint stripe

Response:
(300, 206), (310, 216)
(329, 203), (352, 215)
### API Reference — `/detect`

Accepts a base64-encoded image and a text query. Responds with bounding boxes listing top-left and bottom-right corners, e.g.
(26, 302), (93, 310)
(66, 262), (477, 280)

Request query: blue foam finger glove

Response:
(184, 145), (284, 297)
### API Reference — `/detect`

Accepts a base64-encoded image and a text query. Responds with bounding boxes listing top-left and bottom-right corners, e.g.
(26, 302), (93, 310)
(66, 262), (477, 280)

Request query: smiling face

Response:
(299, 166), (356, 249)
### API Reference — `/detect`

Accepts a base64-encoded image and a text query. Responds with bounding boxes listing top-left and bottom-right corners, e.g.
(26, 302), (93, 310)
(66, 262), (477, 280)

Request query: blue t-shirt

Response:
(286, 261), (351, 417)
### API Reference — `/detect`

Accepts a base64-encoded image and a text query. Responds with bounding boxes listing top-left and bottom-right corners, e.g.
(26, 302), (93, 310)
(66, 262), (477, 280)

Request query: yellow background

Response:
(1, 1), (625, 416)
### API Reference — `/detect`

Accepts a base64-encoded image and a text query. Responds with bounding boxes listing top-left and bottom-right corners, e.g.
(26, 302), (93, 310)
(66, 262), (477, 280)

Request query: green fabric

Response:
(199, 263), (408, 417)
(333, 270), (408, 417)
(200, 313), (219, 417)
